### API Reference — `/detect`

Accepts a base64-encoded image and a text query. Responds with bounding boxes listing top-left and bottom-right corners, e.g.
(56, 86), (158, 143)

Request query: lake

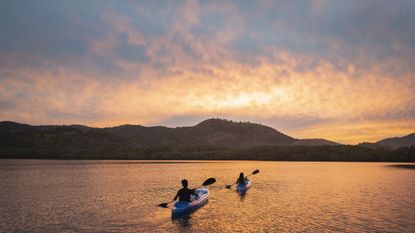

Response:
(0, 160), (414, 232)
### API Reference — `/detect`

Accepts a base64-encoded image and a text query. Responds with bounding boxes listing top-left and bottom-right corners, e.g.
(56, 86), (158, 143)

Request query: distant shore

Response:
(2, 120), (414, 162)
(1, 144), (415, 162)
(2, 158), (415, 164)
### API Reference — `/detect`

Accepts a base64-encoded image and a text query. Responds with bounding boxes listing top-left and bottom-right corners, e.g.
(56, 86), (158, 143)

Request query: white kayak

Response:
(236, 179), (251, 194)
(172, 188), (209, 217)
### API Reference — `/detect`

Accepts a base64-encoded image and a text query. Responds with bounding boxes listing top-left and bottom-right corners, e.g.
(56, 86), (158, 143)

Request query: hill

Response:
(0, 119), (414, 161)
(376, 133), (415, 149)
(357, 142), (386, 149)
(100, 118), (297, 148)
(291, 138), (340, 146)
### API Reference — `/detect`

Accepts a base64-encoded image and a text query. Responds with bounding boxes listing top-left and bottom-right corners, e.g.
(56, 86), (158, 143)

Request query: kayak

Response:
(172, 188), (209, 217)
(236, 179), (251, 194)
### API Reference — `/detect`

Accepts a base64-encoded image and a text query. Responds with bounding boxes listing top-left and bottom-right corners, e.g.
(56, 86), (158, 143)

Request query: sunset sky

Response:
(1, 0), (415, 144)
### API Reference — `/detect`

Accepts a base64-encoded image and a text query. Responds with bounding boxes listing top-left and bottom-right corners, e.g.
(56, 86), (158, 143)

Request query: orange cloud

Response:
(1, 1), (415, 144)
(1, 48), (415, 144)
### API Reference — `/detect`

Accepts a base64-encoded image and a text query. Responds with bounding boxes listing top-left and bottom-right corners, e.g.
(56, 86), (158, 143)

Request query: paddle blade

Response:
(252, 169), (260, 175)
(202, 178), (216, 186)
(158, 203), (169, 208)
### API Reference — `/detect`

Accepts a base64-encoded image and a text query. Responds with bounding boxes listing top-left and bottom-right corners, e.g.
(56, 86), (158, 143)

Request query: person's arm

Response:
(174, 190), (180, 201)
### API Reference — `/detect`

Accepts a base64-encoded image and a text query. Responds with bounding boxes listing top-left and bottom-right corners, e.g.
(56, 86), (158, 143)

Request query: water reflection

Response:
(0, 160), (414, 232)
(239, 192), (247, 201)
(172, 215), (191, 229)
(387, 164), (415, 169)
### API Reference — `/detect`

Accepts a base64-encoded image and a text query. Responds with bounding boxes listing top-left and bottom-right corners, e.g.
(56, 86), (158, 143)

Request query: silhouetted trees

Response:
(1, 143), (414, 162)
(1, 121), (414, 161)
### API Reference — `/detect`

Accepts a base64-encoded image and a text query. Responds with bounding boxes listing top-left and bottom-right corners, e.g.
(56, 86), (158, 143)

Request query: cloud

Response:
(0, 0), (415, 143)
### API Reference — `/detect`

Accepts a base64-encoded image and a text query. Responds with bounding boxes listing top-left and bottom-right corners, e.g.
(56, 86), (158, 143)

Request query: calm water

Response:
(0, 160), (414, 232)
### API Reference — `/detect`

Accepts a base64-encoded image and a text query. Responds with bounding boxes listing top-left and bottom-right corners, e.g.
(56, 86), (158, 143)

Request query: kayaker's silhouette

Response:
(236, 172), (248, 185)
(174, 179), (198, 202)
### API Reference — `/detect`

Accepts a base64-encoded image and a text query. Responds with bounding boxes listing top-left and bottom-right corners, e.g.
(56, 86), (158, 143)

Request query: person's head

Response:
(239, 172), (244, 178)
(181, 179), (188, 188)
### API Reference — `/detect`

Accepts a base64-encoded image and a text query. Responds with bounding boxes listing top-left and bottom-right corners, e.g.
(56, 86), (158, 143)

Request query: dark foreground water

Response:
(0, 160), (414, 232)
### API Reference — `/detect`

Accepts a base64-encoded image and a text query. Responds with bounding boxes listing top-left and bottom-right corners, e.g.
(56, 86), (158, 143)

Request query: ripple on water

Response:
(0, 160), (414, 232)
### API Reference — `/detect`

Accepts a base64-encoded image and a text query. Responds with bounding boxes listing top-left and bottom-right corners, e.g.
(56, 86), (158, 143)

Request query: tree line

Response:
(1, 144), (414, 162)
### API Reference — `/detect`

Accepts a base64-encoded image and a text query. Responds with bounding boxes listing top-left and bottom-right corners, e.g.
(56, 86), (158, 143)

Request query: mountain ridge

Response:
(376, 133), (415, 149)
(2, 118), (415, 147)
(0, 117), (345, 160)
(1, 118), (414, 161)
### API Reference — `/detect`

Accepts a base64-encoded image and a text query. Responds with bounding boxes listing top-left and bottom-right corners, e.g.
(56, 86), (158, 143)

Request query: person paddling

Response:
(236, 172), (248, 186)
(173, 179), (198, 202)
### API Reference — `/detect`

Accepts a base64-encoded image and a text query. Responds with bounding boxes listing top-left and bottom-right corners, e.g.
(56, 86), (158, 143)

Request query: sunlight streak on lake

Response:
(0, 160), (414, 232)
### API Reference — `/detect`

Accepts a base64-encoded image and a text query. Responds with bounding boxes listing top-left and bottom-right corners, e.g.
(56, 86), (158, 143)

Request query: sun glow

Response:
(1, 1), (415, 144)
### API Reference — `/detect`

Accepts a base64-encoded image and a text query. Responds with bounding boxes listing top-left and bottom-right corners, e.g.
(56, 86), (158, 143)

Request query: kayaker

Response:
(236, 172), (248, 185)
(173, 179), (198, 202)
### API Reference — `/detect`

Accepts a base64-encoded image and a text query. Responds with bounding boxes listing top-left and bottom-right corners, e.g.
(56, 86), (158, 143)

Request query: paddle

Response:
(225, 169), (260, 189)
(158, 177), (216, 208)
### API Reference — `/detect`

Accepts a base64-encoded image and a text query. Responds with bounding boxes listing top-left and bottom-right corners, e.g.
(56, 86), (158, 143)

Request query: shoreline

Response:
(1, 158), (415, 163)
